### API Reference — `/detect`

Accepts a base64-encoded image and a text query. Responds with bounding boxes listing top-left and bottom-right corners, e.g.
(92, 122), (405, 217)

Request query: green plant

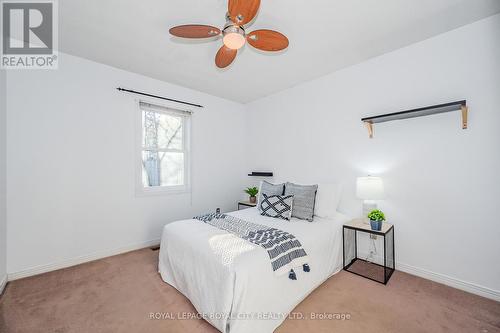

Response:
(244, 187), (259, 197)
(368, 209), (386, 222)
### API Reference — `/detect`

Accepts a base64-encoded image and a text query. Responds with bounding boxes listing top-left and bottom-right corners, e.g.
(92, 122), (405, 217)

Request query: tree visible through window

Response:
(140, 102), (190, 190)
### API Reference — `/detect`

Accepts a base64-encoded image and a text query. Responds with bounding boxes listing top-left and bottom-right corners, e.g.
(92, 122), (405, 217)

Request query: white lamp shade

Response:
(356, 176), (385, 200)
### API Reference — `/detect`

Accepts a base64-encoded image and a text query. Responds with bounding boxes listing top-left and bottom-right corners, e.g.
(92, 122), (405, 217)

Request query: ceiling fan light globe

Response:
(223, 33), (246, 50)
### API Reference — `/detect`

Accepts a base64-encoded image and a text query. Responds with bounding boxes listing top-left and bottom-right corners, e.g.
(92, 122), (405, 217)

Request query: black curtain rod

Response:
(116, 87), (203, 108)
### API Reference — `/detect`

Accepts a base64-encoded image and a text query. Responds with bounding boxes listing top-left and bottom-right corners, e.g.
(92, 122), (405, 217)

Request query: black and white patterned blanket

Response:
(194, 213), (310, 280)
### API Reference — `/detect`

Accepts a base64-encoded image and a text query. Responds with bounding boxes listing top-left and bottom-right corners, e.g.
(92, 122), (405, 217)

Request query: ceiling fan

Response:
(169, 0), (289, 68)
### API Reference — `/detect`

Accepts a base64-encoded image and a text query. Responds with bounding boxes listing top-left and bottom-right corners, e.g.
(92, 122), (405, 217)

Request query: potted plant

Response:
(244, 187), (259, 203)
(367, 209), (385, 231)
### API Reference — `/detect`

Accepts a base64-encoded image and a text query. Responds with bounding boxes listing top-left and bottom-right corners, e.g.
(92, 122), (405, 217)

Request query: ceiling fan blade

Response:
(247, 30), (289, 51)
(169, 25), (221, 38)
(228, 0), (261, 25)
(215, 45), (237, 68)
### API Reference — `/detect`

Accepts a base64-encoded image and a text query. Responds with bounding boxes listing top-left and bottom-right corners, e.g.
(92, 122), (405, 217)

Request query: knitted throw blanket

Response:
(194, 213), (310, 280)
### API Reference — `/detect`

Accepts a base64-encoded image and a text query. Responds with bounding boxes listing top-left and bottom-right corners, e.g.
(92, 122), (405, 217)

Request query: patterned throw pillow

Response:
(257, 181), (285, 211)
(284, 182), (318, 222)
(260, 194), (294, 220)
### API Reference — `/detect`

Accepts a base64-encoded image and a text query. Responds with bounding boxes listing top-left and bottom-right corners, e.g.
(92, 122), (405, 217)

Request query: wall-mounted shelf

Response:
(248, 172), (273, 177)
(361, 100), (468, 138)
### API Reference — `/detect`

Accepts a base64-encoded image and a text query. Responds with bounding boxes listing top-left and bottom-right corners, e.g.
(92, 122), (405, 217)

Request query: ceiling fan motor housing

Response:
(222, 23), (245, 38)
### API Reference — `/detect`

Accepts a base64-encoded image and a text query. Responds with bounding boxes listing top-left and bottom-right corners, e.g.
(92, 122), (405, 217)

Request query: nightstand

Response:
(238, 201), (257, 210)
(342, 219), (395, 284)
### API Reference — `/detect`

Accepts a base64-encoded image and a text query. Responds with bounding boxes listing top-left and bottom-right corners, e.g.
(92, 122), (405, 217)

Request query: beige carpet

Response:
(1, 248), (499, 333)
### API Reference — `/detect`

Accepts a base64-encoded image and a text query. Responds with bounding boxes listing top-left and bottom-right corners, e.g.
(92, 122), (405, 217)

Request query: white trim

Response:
(355, 251), (499, 301)
(7, 238), (160, 281)
(136, 185), (191, 197)
(4, 244), (499, 302)
(396, 262), (500, 302)
(0, 274), (7, 296)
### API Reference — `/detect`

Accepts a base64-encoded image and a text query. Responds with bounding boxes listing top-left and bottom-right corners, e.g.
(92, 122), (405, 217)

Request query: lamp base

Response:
(362, 201), (377, 224)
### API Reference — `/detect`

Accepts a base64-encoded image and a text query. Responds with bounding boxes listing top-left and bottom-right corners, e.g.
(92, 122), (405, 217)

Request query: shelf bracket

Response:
(461, 105), (468, 129)
(365, 122), (374, 139)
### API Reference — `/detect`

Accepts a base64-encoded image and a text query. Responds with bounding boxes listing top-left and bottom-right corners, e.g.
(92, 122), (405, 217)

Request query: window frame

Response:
(136, 100), (191, 196)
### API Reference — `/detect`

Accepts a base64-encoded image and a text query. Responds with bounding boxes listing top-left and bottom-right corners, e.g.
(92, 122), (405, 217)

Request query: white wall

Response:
(6, 52), (248, 276)
(246, 15), (500, 297)
(4, 12), (499, 301)
(0, 69), (6, 291)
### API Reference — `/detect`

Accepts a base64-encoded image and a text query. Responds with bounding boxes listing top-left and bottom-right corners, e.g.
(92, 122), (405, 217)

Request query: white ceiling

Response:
(59, 0), (500, 103)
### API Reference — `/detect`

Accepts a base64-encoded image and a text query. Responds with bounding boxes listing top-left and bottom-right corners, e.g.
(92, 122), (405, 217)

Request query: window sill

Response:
(136, 186), (191, 197)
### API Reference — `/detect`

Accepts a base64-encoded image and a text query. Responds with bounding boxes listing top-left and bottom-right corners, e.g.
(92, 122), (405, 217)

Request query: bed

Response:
(158, 207), (349, 333)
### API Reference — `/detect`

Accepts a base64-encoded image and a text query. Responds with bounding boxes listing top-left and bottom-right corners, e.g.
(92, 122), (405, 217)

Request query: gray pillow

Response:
(257, 181), (285, 211)
(284, 182), (318, 221)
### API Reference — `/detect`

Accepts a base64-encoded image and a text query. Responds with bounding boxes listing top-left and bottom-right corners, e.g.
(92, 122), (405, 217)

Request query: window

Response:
(138, 101), (191, 194)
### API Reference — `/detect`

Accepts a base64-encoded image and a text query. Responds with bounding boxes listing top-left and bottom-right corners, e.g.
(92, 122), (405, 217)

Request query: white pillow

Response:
(314, 183), (343, 218)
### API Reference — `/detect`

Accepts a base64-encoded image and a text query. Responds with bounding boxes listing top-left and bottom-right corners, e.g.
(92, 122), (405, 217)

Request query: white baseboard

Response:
(8, 238), (160, 281)
(0, 274), (7, 296)
(396, 262), (500, 302)
(354, 251), (499, 301)
(6, 241), (499, 302)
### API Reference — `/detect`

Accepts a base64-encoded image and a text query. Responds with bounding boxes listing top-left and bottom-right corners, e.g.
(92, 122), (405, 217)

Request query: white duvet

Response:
(158, 207), (348, 333)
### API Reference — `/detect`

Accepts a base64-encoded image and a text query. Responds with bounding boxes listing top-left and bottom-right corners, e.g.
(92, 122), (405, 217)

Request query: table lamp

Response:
(356, 176), (385, 219)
